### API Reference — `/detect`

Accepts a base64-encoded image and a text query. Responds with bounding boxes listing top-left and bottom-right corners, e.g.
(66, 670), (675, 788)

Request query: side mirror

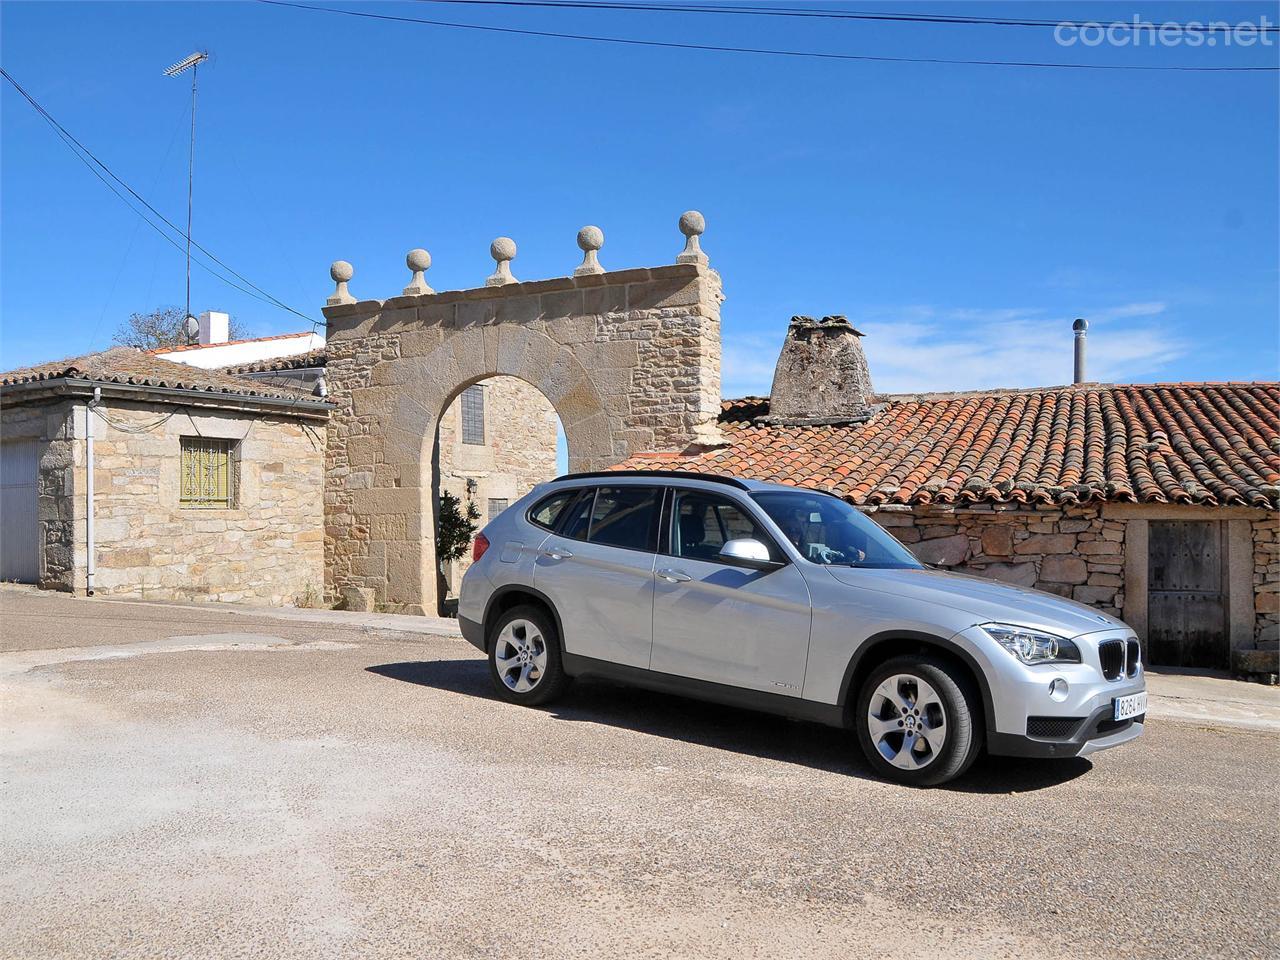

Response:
(718, 538), (781, 570)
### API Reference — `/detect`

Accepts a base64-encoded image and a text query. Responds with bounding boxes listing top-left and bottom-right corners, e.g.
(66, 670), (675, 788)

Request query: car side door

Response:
(649, 487), (813, 696)
(533, 484), (660, 670)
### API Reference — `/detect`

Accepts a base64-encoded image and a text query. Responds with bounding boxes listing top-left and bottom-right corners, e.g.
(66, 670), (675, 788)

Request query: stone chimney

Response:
(766, 315), (875, 425)
(198, 310), (230, 345)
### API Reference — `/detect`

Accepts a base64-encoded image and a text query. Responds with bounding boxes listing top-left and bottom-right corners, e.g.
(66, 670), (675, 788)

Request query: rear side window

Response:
(560, 486), (660, 552)
(528, 490), (576, 531)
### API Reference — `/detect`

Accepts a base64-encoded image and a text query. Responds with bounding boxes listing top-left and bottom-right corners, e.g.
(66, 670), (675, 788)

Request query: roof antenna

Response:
(164, 50), (210, 338)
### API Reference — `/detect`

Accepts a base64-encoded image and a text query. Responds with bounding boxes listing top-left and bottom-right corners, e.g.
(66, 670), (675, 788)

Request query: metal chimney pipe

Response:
(1072, 317), (1088, 384)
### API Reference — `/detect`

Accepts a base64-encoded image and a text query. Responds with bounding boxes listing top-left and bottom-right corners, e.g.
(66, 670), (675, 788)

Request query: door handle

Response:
(541, 548), (574, 561)
(657, 568), (692, 583)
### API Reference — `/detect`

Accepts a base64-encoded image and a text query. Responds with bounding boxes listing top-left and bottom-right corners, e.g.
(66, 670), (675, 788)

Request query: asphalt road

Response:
(2, 589), (1277, 960)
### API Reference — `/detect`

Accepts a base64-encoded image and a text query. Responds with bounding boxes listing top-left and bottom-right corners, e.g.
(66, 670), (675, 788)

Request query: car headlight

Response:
(980, 623), (1081, 665)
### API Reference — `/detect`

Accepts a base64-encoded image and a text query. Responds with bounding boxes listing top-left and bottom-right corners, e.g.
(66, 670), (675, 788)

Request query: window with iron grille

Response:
(488, 498), (509, 522)
(461, 385), (485, 445)
(179, 437), (238, 508)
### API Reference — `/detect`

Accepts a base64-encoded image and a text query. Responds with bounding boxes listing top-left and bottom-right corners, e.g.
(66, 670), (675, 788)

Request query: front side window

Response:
(669, 490), (778, 562)
(460, 385), (485, 445)
(752, 490), (922, 569)
(560, 486), (659, 551)
(180, 437), (238, 508)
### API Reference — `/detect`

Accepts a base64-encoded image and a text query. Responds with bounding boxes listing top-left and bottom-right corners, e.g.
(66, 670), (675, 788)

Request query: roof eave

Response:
(0, 377), (334, 420)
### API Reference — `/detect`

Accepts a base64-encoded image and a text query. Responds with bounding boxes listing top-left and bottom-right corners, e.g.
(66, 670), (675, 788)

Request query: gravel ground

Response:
(2, 589), (1277, 960)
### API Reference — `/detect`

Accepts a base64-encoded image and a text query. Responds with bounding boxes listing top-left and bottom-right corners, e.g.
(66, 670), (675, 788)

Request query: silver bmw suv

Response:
(458, 471), (1146, 786)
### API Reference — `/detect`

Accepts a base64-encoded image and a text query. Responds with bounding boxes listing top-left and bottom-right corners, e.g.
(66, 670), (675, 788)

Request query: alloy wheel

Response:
(494, 618), (548, 693)
(866, 673), (948, 770)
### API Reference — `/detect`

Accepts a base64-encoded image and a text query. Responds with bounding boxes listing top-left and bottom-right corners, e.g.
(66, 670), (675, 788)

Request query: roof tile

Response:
(615, 384), (1280, 508)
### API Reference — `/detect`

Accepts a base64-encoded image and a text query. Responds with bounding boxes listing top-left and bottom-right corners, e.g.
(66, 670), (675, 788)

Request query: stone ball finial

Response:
(679, 210), (705, 238)
(574, 225), (605, 276)
(327, 260), (355, 305)
(676, 210), (709, 265)
(486, 237), (519, 286)
(403, 248), (434, 296)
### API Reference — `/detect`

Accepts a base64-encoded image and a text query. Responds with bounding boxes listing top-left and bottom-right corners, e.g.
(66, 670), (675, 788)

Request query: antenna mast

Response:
(164, 50), (210, 340)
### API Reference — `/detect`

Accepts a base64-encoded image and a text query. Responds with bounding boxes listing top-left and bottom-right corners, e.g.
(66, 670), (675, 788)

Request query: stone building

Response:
(0, 348), (331, 603)
(617, 315), (1280, 676)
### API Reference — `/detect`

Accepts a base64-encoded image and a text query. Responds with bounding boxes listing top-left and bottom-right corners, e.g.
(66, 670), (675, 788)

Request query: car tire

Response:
(854, 654), (982, 787)
(486, 604), (571, 706)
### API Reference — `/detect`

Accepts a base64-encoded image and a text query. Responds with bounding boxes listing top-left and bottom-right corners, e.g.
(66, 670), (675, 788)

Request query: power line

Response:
(257, 0), (1280, 72)
(411, 0), (1280, 34)
(1, 68), (322, 328)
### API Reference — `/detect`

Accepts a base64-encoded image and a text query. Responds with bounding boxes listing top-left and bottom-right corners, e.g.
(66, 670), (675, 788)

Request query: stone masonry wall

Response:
(1, 399), (78, 591)
(323, 262), (723, 613)
(867, 503), (1125, 617)
(78, 400), (324, 604)
(1255, 512), (1279, 648)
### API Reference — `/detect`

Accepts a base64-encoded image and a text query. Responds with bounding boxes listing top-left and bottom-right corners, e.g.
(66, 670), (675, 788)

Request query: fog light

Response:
(1049, 678), (1069, 702)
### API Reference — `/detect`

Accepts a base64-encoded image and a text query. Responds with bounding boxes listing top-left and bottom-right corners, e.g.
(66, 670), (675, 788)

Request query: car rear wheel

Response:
(855, 655), (982, 787)
(486, 604), (570, 706)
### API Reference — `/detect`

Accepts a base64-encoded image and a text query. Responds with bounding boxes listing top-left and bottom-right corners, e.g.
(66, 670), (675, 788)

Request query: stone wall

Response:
(868, 503), (1124, 617)
(323, 262), (724, 614)
(0, 399), (78, 591)
(1254, 512), (1279, 648)
(80, 400), (325, 603)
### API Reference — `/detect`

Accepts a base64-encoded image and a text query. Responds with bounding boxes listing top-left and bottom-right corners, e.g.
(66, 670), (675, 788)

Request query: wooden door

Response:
(1147, 520), (1227, 669)
(0, 439), (40, 583)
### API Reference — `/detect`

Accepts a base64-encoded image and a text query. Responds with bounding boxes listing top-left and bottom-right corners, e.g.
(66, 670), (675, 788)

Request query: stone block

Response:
(1040, 555), (1088, 584)
(340, 586), (376, 612)
(912, 534), (970, 566)
(1073, 584), (1117, 605)
(981, 525), (1014, 557)
(975, 562), (1038, 587)
(1232, 648), (1279, 675)
(1014, 534), (1076, 555)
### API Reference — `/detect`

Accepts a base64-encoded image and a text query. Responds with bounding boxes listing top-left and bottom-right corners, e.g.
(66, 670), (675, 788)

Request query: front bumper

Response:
(949, 624), (1147, 759)
(988, 703), (1146, 758)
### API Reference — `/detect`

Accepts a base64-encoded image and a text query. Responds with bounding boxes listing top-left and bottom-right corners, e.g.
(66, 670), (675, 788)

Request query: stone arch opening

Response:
(430, 373), (564, 615)
(322, 253), (724, 616)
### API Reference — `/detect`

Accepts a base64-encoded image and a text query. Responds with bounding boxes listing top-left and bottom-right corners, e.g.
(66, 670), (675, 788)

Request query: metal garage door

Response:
(1147, 520), (1227, 669)
(0, 439), (40, 583)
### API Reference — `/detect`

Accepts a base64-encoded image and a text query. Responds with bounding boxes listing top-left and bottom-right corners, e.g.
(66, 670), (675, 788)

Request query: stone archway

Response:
(322, 257), (724, 614)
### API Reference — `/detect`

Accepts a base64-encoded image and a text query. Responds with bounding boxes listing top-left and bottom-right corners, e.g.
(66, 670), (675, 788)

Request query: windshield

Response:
(751, 490), (923, 569)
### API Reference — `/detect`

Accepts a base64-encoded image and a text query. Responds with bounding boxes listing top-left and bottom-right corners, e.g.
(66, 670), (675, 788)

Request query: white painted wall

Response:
(153, 331), (325, 370)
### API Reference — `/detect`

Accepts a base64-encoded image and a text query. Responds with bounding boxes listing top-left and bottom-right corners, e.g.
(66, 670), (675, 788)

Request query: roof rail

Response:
(554, 469), (750, 490)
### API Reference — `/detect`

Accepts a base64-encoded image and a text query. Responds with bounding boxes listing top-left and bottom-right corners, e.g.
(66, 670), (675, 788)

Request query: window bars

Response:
(179, 437), (237, 507)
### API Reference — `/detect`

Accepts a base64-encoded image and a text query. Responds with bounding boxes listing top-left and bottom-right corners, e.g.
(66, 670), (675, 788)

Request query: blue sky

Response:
(3, 0), (1277, 402)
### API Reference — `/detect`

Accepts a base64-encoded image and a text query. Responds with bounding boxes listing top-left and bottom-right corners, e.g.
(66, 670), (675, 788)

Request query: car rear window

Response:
(528, 490), (577, 531)
(560, 486), (660, 552)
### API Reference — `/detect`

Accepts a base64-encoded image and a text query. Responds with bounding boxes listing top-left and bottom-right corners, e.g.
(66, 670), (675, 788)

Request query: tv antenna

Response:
(163, 50), (210, 336)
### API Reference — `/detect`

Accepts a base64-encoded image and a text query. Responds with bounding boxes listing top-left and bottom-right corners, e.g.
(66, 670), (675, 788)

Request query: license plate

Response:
(1113, 691), (1147, 721)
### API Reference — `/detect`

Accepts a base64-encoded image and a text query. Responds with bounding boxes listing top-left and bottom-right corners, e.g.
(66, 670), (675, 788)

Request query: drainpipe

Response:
(86, 387), (100, 596)
(1072, 317), (1088, 384)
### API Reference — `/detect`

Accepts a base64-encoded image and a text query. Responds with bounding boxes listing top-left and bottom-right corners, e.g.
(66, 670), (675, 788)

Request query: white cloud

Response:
(721, 303), (1188, 398)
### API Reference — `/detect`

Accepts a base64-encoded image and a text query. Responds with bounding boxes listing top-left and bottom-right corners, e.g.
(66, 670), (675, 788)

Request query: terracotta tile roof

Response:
(147, 331), (315, 354)
(617, 383), (1280, 509)
(0, 347), (323, 405)
(220, 351), (327, 376)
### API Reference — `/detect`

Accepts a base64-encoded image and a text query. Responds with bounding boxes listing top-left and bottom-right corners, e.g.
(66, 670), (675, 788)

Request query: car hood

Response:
(822, 565), (1128, 638)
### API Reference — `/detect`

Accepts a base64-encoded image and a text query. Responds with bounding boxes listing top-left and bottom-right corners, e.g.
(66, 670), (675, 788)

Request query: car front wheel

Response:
(854, 655), (982, 787)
